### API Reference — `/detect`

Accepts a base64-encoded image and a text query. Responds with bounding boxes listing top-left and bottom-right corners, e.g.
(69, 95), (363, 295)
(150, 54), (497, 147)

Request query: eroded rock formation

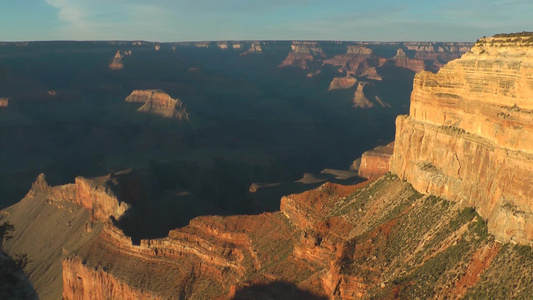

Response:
(323, 45), (379, 76)
(108, 50), (123, 70)
(392, 48), (426, 72)
(280, 41), (326, 69)
(241, 42), (262, 55)
(328, 77), (357, 90)
(390, 32), (533, 245)
(352, 82), (387, 108)
(358, 142), (394, 180)
(125, 90), (190, 120)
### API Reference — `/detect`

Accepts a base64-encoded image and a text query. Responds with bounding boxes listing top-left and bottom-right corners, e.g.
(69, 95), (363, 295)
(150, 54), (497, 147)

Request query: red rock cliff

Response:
(390, 32), (533, 245)
(358, 142), (394, 180)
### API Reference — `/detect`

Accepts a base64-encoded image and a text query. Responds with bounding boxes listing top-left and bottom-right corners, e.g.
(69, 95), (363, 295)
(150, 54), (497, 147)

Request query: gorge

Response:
(1, 33), (533, 299)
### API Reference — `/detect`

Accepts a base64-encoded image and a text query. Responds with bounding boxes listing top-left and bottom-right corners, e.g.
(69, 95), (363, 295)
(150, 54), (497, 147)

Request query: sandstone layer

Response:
(125, 90), (190, 120)
(390, 32), (533, 245)
(358, 142), (394, 180)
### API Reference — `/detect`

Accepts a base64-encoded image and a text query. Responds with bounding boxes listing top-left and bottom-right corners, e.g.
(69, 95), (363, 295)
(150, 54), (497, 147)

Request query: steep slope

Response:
(357, 142), (394, 179)
(60, 174), (533, 299)
(390, 32), (533, 245)
(1, 171), (140, 299)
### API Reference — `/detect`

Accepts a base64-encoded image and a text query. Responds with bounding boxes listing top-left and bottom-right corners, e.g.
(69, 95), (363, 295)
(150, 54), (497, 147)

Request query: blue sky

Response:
(0, 0), (531, 42)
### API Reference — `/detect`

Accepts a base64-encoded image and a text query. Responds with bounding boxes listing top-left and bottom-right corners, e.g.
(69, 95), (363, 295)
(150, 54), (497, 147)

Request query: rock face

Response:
(280, 41), (326, 69)
(62, 257), (162, 300)
(108, 50), (123, 70)
(323, 42), (471, 77)
(352, 82), (388, 108)
(390, 32), (533, 245)
(125, 90), (189, 120)
(6, 170), (533, 298)
(323, 45), (379, 76)
(358, 142), (394, 179)
(0, 98), (8, 107)
(328, 76), (357, 90)
(63, 175), (533, 299)
(392, 48), (426, 72)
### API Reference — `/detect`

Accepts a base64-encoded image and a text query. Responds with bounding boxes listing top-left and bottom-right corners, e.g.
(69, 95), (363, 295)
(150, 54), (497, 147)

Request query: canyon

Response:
(3, 34), (533, 299)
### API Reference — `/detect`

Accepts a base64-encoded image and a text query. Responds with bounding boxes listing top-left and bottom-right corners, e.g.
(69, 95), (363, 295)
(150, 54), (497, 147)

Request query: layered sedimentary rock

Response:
(405, 42), (472, 70)
(390, 32), (533, 245)
(358, 142), (394, 179)
(328, 76), (357, 90)
(0, 98), (8, 107)
(6, 169), (533, 299)
(392, 48), (426, 72)
(108, 50), (123, 70)
(62, 257), (163, 300)
(125, 90), (189, 120)
(1, 170), (142, 299)
(323, 46), (379, 76)
(280, 41), (326, 69)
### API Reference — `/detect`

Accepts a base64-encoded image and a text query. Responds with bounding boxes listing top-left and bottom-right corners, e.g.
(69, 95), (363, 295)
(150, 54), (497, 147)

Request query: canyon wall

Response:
(358, 142), (394, 180)
(390, 33), (533, 245)
(62, 257), (163, 300)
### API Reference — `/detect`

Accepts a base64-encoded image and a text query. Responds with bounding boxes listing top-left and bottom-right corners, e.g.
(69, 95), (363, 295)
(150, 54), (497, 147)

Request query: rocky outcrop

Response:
(352, 82), (374, 108)
(392, 48), (426, 72)
(6, 169), (533, 299)
(328, 77), (357, 90)
(108, 50), (123, 70)
(359, 67), (382, 81)
(0, 98), (8, 107)
(323, 46), (379, 76)
(217, 41), (229, 50)
(390, 32), (533, 245)
(125, 90), (189, 120)
(241, 42), (262, 55)
(358, 142), (394, 179)
(62, 257), (162, 300)
(280, 41), (326, 69)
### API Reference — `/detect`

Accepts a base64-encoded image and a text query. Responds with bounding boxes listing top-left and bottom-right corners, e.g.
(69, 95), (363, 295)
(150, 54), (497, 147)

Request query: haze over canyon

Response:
(1, 32), (533, 299)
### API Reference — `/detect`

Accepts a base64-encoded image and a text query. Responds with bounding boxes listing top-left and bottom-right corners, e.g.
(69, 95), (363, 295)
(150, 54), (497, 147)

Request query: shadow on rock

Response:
(231, 281), (328, 300)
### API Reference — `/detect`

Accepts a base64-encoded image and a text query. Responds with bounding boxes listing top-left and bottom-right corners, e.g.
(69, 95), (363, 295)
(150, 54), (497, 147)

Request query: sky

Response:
(0, 0), (531, 42)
